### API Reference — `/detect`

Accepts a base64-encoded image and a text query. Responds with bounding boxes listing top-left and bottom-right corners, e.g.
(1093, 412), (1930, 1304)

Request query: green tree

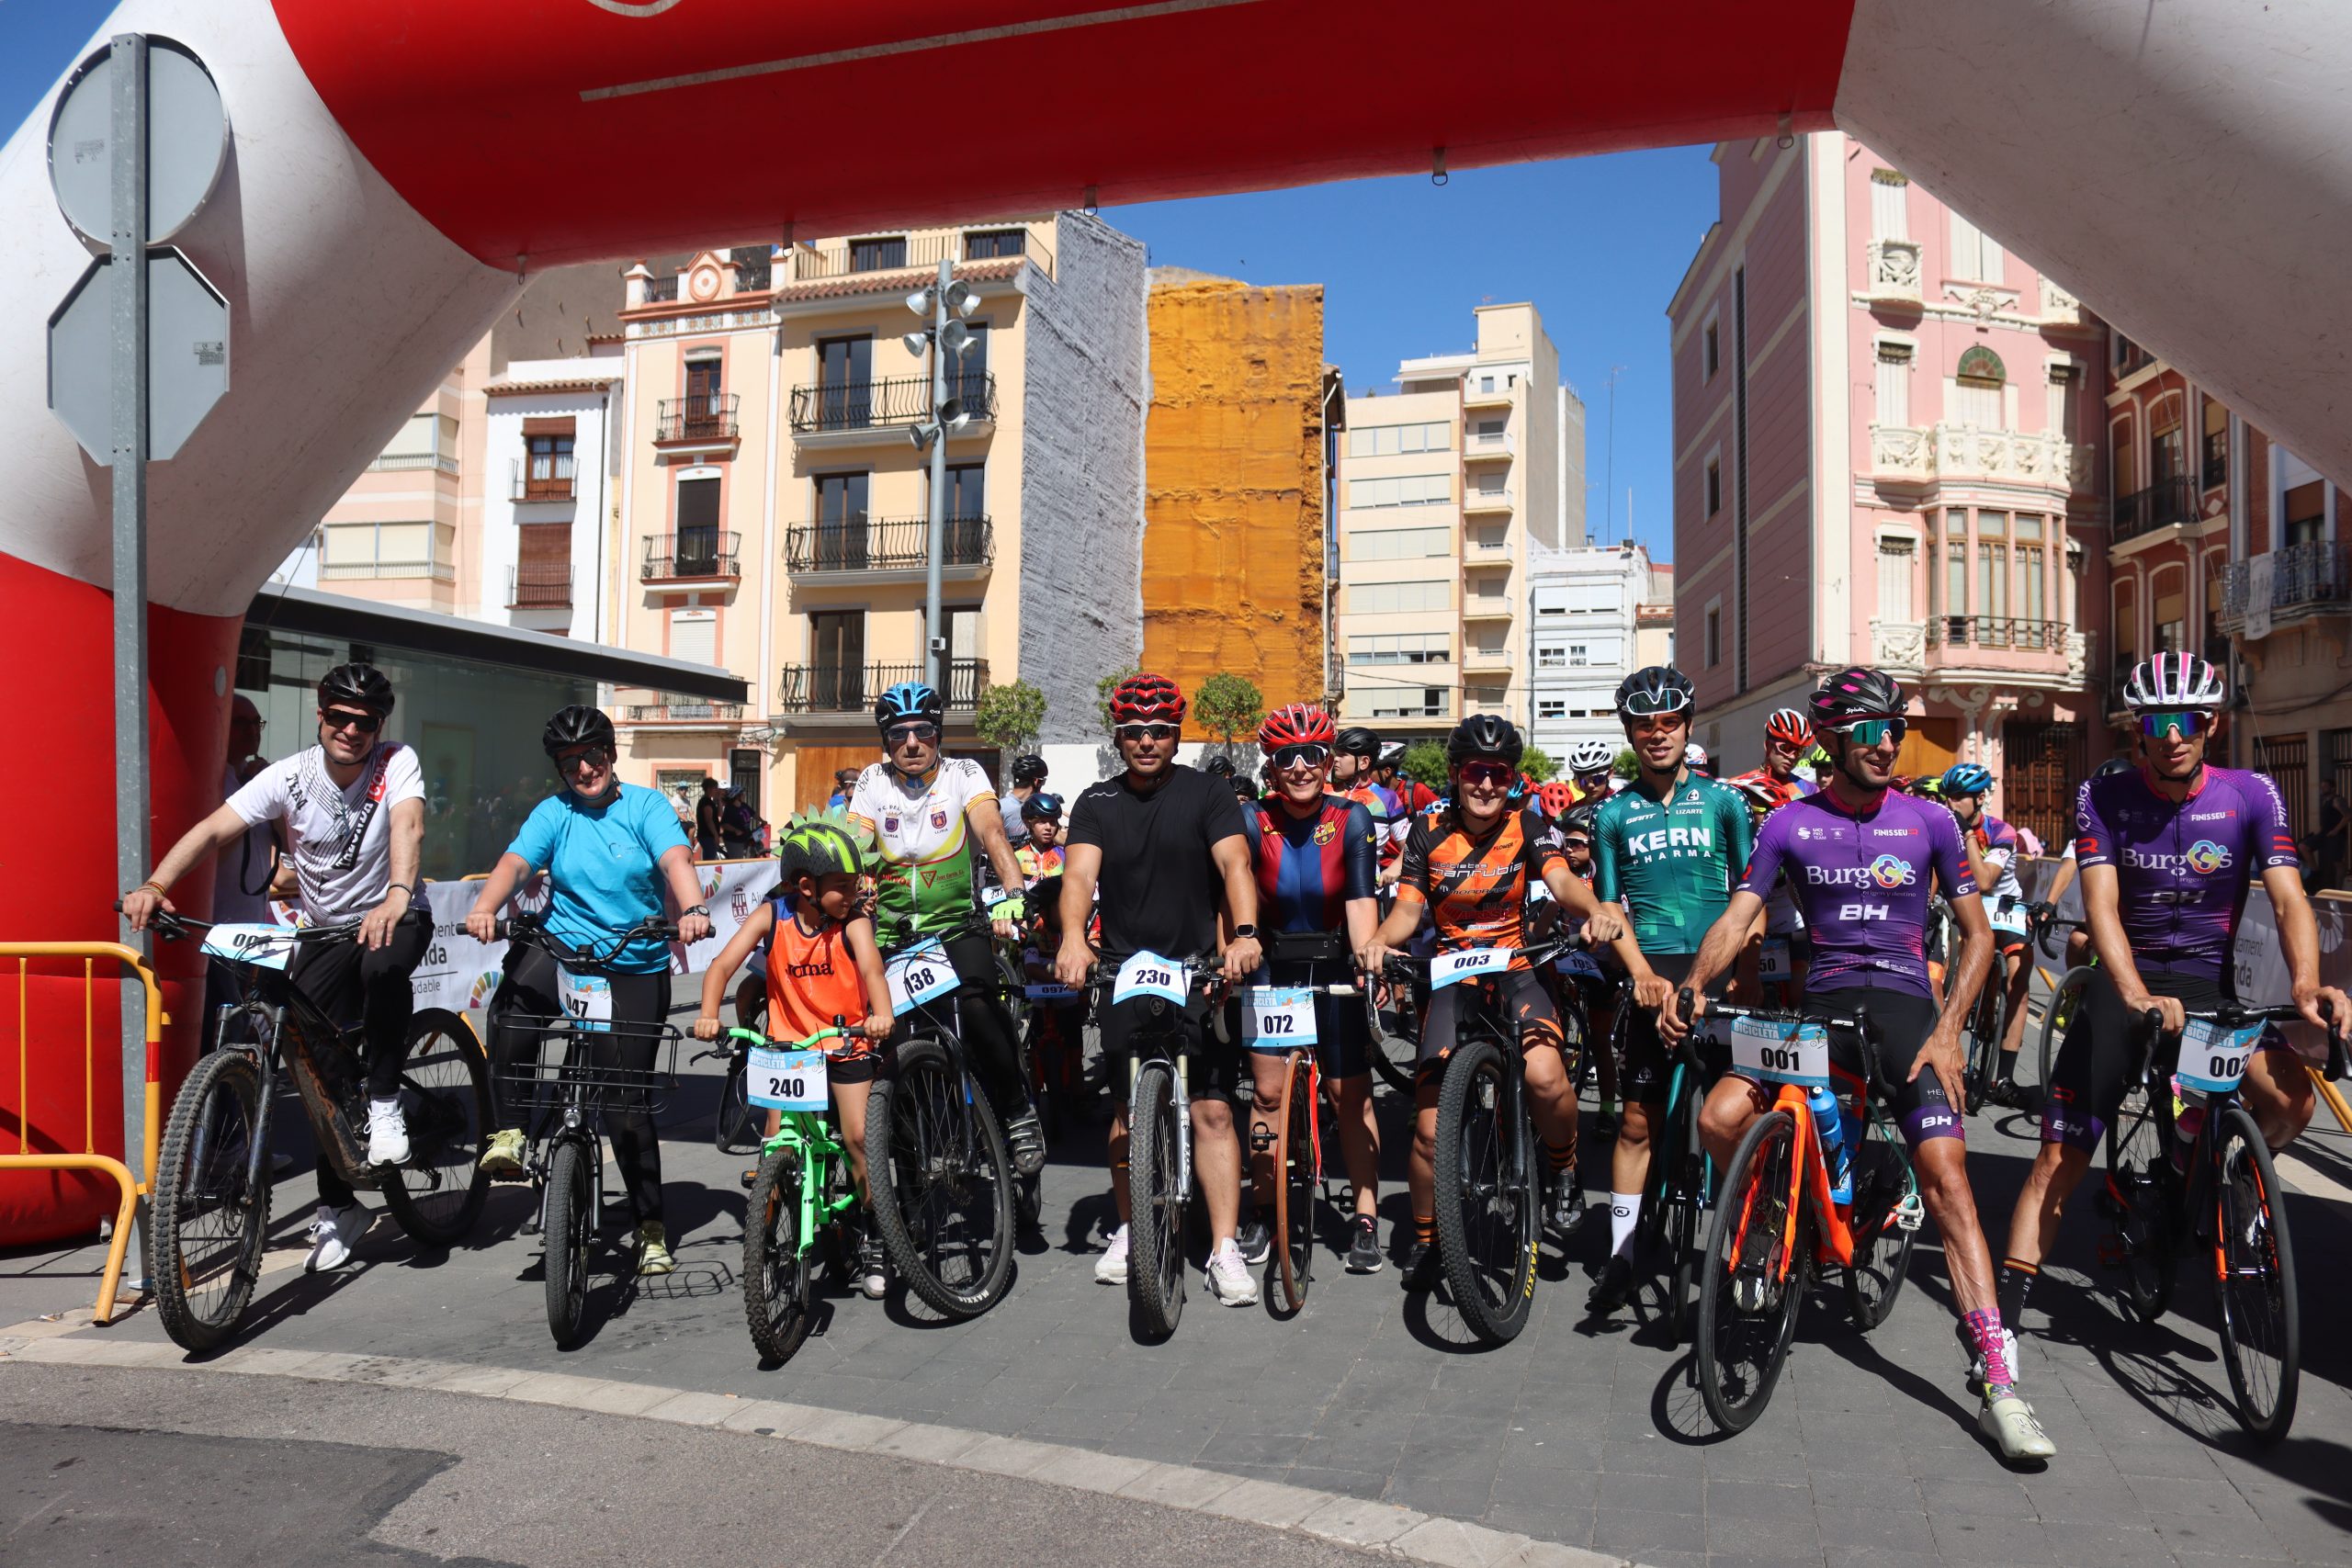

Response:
(1191, 673), (1265, 762)
(1095, 664), (1140, 741)
(974, 679), (1047, 786)
(1398, 739), (1451, 791)
(1520, 745), (1556, 784)
(1613, 746), (1638, 780)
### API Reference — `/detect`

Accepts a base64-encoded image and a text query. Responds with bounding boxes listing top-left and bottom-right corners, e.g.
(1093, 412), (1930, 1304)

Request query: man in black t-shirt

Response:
(1058, 673), (1265, 1307)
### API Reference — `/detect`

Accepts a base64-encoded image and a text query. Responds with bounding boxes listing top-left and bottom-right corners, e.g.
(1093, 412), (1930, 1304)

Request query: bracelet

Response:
(137, 880), (166, 897)
(387, 883), (416, 898)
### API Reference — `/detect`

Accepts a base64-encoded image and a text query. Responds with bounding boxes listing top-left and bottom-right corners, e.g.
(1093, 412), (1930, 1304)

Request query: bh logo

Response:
(1869, 853), (1910, 890)
(2185, 840), (2231, 874)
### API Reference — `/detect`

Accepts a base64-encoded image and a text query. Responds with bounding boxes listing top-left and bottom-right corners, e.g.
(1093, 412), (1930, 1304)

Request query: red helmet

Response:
(1257, 702), (1336, 753)
(1537, 780), (1575, 816)
(1109, 672), (1186, 726)
(1764, 707), (1813, 749)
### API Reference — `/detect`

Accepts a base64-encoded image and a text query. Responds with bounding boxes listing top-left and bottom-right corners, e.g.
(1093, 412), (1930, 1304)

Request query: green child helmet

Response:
(778, 812), (874, 882)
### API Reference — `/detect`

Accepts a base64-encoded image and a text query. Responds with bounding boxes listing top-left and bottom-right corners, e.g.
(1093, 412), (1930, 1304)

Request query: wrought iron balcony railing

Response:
(655, 393), (740, 444)
(777, 660), (989, 713)
(784, 516), (992, 573)
(787, 374), (997, 434)
(641, 531), (741, 581)
(507, 565), (572, 608)
(2112, 476), (2199, 540)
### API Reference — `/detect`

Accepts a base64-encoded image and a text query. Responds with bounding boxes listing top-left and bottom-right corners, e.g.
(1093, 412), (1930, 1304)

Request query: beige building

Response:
(1335, 304), (1578, 742)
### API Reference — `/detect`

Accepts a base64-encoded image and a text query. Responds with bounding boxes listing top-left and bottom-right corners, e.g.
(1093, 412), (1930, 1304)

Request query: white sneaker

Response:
(1094, 1225), (1129, 1284)
(1206, 1240), (1260, 1307)
(366, 1096), (410, 1166)
(1980, 1389), (2057, 1461)
(304, 1202), (368, 1272)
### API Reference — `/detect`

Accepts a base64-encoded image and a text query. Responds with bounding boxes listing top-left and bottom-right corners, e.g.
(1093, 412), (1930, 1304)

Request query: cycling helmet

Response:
(2094, 755), (2138, 778)
(1802, 743), (1833, 772)
(1910, 775), (1946, 800)
(1011, 753), (1049, 786)
(778, 814), (870, 882)
(1729, 771), (1797, 820)
(1378, 741), (1408, 770)
(1445, 714), (1524, 767)
(1537, 780), (1576, 817)
(1567, 738), (1616, 775)
(1108, 672), (1186, 725)
(541, 704), (615, 757)
(1258, 702), (1338, 753)
(1682, 741), (1712, 774)
(1020, 790), (1064, 822)
(1334, 726), (1381, 759)
(1809, 666), (1906, 731)
(2120, 652), (2226, 711)
(1764, 707), (1813, 750)
(875, 681), (944, 731)
(1615, 665), (1695, 718)
(317, 662), (395, 716)
(1939, 761), (1995, 797)
(1560, 802), (1600, 840)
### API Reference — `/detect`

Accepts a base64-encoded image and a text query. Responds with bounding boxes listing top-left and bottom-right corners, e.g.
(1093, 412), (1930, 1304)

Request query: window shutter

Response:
(676, 477), (721, 527)
(671, 609), (718, 666)
(522, 416), (575, 437)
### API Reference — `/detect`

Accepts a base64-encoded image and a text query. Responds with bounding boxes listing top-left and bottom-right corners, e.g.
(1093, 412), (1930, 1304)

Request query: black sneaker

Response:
(1546, 1180), (1587, 1239)
(1984, 1078), (2027, 1111)
(1236, 1218), (1272, 1267)
(1401, 1237), (1441, 1292)
(1345, 1215), (1384, 1274)
(1003, 1109), (1047, 1177)
(1586, 1254), (1634, 1314)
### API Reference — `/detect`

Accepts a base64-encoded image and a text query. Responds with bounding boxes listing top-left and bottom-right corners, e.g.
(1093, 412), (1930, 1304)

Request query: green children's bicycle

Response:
(736, 1023), (860, 1363)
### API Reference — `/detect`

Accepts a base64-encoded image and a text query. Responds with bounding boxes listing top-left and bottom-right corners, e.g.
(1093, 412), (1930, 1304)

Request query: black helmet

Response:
(1560, 802), (1600, 840)
(1011, 753), (1049, 785)
(1615, 665), (1694, 719)
(541, 704), (616, 757)
(318, 662), (394, 716)
(1377, 741), (1408, 770)
(1020, 790), (1064, 822)
(2094, 755), (2137, 778)
(1445, 714), (1523, 767)
(1203, 754), (1237, 778)
(1808, 666), (1906, 731)
(1334, 727), (1381, 759)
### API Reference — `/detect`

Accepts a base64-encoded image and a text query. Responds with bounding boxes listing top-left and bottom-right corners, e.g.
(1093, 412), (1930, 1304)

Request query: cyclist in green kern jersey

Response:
(845, 682), (1045, 1178)
(1585, 665), (1754, 1314)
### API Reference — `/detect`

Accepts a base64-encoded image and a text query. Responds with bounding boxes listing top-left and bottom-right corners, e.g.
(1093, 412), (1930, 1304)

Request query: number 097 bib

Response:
(1727, 1015), (1830, 1089)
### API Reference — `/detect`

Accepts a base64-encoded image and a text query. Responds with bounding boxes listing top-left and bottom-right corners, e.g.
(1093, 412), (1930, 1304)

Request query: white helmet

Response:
(2120, 652), (2226, 711)
(1567, 739), (1615, 774)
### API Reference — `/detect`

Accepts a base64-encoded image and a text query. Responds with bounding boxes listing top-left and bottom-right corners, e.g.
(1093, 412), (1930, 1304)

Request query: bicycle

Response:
(726, 1022), (862, 1363)
(2030, 908), (2094, 1097)
(138, 908), (490, 1352)
(1619, 980), (1715, 1349)
(1687, 997), (1924, 1433)
(2095, 1001), (2346, 1442)
(492, 914), (683, 1348)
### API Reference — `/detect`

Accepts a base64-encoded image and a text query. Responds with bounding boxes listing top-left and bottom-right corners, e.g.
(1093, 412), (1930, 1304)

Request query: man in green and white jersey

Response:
(1585, 665), (1754, 1313)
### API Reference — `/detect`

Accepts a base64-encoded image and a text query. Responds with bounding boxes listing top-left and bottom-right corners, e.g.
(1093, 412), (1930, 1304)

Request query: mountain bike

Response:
(728, 1023), (861, 1363)
(492, 914), (682, 1348)
(1688, 998), (1923, 1434)
(1238, 946), (1374, 1314)
(2096, 1001), (2346, 1443)
(137, 908), (490, 1351)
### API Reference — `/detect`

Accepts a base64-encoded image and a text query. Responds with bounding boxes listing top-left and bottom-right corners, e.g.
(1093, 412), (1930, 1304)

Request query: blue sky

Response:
(4, 1), (1713, 560)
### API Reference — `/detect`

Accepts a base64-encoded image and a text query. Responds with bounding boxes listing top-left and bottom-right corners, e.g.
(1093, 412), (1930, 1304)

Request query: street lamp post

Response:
(905, 260), (980, 694)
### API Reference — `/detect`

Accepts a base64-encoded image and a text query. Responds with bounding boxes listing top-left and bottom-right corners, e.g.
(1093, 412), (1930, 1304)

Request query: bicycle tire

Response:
(543, 1138), (595, 1348)
(715, 1050), (766, 1156)
(1667, 1186), (1699, 1349)
(2211, 1105), (2300, 1443)
(865, 1034), (1015, 1318)
(742, 1146), (815, 1363)
(1368, 1001), (1418, 1096)
(1843, 1111), (1919, 1331)
(1126, 1058), (1187, 1337)
(379, 1009), (491, 1248)
(2037, 965), (2092, 1099)
(1696, 1108), (1806, 1434)
(2101, 1083), (2175, 1323)
(1962, 987), (1998, 1116)
(1272, 1052), (1317, 1314)
(1433, 1037), (1537, 1345)
(151, 1046), (271, 1352)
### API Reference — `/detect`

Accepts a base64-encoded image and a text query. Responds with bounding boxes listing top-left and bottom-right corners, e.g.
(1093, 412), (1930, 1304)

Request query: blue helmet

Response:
(1940, 761), (1995, 797)
(875, 681), (944, 731)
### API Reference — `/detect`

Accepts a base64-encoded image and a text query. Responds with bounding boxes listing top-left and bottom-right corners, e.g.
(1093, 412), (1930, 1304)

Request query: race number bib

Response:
(557, 970), (613, 1033)
(1556, 950), (1605, 981)
(885, 940), (957, 1016)
(1727, 1015), (1830, 1089)
(199, 922), (298, 971)
(1244, 987), (1318, 1053)
(1430, 948), (1510, 989)
(1023, 982), (1080, 1003)
(2177, 1019), (2265, 1096)
(1759, 939), (1792, 984)
(747, 1046), (828, 1112)
(1114, 951), (1188, 1006)
(1989, 899), (2030, 939)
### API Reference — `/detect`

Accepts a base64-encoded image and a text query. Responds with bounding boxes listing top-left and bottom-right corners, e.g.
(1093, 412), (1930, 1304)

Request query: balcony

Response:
(788, 374), (997, 443)
(1922, 616), (2094, 683)
(655, 394), (740, 452)
(1464, 490), (1513, 515)
(622, 701), (744, 724)
(1869, 423), (2088, 491)
(511, 467), (574, 502)
(1463, 379), (1514, 409)
(507, 565), (572, 609)
(1928, 616), (2072, 652)
(2222, 541), (2352, 632)
(1464, 432), (1515, 462)
(784, 516), (992, 577)
(321, 559), (455, 583)
(2111, 476), (2199, 542)
(1462, 597), (1513, 622)
(367, 451), (458, 476)
(785, 229), (1054, 284)
(1462, 645), (1513, 671)
(641, 531), (741, 583)
(1865, 239), (1922, 306)
(777, 660), (989, 715)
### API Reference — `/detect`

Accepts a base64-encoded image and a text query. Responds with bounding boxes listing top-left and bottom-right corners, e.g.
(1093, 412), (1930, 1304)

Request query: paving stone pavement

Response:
(6, 990), (2352, 1568)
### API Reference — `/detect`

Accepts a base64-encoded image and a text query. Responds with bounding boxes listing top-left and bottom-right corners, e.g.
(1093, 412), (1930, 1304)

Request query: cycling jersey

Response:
(2075, 764), (2299, 983)
(846, 757), (995, 946)
(762, 891), (875, 1049)
(1014, 842), (1065, 886)
(1590, 773), (1754, 957)
(1731, 771), (1815, 936)
(1737, 789), (1975, 998)
(1240, 795), (1378, 933)
(1967, 812), (2025, 905)
(1394, 807), (1566, 964)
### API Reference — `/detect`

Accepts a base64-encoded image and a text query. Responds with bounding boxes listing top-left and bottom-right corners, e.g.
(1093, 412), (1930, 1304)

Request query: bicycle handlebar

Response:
(126, 902), (395, 947)
(2145, 999), (2348, 1083)
(494, 912), (681, 970)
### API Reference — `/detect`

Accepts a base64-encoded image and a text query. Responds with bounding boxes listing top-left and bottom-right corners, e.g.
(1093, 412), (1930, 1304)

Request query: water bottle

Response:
(1807, 1083), (1853, 1206)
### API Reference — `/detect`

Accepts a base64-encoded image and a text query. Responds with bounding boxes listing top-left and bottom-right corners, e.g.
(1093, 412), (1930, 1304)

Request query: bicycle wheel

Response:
(2037, 966), (2092, 1098)
(866, 1035), (1015, 1317)
(379, 1009), (491, 1248)
(1368, 992), (1419, 1095)
(2211, 1106), (2300, 1442)
(1126, 1057), (1188, 1337)
(151, 1046), (271, 1352)
(1844, 1112), (1919, 1331)
(1432, 1037), (1538, 1345)
(1962, 987), (2002, 1116)
(742, 1146), (815, 1363)
(2098, 1082), (2174, 1323)
(715, 1049), (766, 1156)
(1696, 1108), (1807, 1434)
(543, 1137), (595, 1348)
(1272, 1053), (1317, 1314)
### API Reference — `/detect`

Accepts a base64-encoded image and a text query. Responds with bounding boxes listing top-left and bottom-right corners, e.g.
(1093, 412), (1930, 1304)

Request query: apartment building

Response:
(1336, 304), (1582, 742)
(1527, 542), (1668, 761)
(1668, 133), (2109, 844)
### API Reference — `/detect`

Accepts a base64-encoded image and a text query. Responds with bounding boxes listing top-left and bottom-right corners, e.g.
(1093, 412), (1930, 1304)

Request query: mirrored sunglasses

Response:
(559, 745), (615, 770)
(886, 722), (940, 746)
(321, 708), (382, 734)
(1270, 743), (1329, 772)
(1116, 723), (1178, 741)
(2140, 709), (2211, 739)
(1456, 761), (1513, 787)
(1831, 716), (1906, 746)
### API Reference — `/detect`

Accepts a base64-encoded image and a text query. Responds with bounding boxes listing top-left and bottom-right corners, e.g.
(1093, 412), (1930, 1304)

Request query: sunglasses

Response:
(1830, 716), (1907, 746)
(1116, 723), (1178, 742)
(1456, 761), (1514, 788)
(558, 745), (615, 771)
(2140, 710), (2211, 740)
(321, 708), (382, 734)
(1270, 743), (1329, 772)
(886, 723), (940, 747)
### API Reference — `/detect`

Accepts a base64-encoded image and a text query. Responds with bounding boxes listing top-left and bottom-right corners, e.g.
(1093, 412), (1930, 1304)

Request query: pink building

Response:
(1667, 135), (2110, 845)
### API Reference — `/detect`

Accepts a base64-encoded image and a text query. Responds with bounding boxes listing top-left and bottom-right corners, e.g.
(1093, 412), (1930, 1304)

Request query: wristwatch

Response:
(1231, 924), (1259, 941)
(681, 904), (710, 918)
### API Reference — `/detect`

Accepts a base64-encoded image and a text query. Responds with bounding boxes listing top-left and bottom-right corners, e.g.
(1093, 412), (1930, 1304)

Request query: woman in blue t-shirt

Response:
(464, 706), (714, 1274)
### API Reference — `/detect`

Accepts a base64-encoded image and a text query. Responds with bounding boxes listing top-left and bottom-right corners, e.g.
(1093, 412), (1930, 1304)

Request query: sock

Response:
(1413, 1213), (1435, 1247)
(1997, 1258), (2037, 1331)
(1609, 1192), (1640, 1258)
(1964, 1307), (2014, 1393)
(1545, 1139), (1576, 1177)
(1995, 1047), (2019, 1086)
(1599, 1096), (1617, 1118)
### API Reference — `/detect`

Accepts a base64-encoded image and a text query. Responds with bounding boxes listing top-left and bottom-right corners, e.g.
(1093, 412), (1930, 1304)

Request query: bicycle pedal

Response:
(2095, 1236), (2127, 1269)
(1893, 1193), (1925, 1233)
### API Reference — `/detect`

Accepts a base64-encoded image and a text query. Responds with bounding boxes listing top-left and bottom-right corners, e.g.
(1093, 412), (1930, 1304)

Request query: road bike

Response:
(2030, 908), (2094, 1096)
(728, 1022), (861, 1364)
(1619, 980), (1715, 1349)
(139, 907), (489, 1351)
(1688, 998), (1923, 1434)
(491, 914), (682, 1348)
(2096, 1001), (2346, 1442)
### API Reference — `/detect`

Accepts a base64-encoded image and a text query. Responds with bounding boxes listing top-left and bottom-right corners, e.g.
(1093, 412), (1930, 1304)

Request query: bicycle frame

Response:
(1705, 1003), (1872, 1288)
(729, 1026), (859, 1252)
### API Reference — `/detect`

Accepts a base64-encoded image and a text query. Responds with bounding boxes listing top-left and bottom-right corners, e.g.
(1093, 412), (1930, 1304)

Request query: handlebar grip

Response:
(2140, 1007), (2166, 1040)
(2328, 1033), (2349, 1084)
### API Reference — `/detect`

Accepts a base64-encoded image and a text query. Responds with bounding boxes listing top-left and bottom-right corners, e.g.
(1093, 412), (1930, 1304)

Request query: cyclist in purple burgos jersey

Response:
(2074, 765), (2297, 981)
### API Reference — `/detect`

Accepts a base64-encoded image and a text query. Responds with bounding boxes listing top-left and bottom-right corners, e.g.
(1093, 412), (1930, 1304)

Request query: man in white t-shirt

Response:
(124, 664), (429, 1272)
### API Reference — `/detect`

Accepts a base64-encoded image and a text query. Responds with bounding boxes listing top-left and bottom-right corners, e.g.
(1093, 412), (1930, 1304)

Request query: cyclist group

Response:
(121, 645), (2349, 1466)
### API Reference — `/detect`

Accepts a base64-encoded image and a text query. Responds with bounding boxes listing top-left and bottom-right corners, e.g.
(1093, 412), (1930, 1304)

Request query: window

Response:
(963, 229), (1026, 261)
(2151, 412), (2184, 485)
(2285, 480), (2325, 547)
(1348, 422), (1451, 457)
(2152, 567), (2188, 653)
(808, 611), (865, 708)
(1704, 604), (1722, 668)
(1536, 698), (1566, 720)
(321, 520), (454, 581)
(522, 424), (574, 500)
(812, 471), (869, 568)
(1953, 345), (2005, 428)
(1705, 456), (1723, 517)
(2113, 580), (2138, 665)
(943, 321), (989, 405)
(373, 412), (458, 474)
(1703, 312), (1720, 380)
(849, 235), (909, 272)
(1568, 643), (1592, 666)
(684, 355), (723, 409)
(1347, 473), (1452, 509)
(1948, 211), (2004, 283)
(1977, 512), (2009, 634)
(1348, 633), (1452, 665)
(670, 608), (718, 666)
(1875, 344), (1912, 428)
(1478, 376), (1496, 393)
(2016, 514), (2045, 625)
(1877, 534), (1916, 622)
(1473, 419), (1506, 443)
(1349, 580), (1451, 615)
(1351, 526), (1453, 560)
(1869, 169), (1909, 242)
(1536, 645), (1566, 670)
(1367, 689), (1448, 721)
(2202, 397), (2229, 489)
(2048, 364), (2078, 444)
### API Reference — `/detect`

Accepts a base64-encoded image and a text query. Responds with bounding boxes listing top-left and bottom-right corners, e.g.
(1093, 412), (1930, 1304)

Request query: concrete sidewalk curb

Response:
(0, 1334), (1633, 1568)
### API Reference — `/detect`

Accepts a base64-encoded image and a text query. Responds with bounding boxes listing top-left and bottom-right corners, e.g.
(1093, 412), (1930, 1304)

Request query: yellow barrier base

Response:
(0, 1152), (139, 1324)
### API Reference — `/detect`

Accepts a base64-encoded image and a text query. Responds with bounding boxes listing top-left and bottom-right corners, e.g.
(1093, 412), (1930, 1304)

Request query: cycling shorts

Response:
(1622, 953), (1724, 1104)
(1099, 976), (1239, 1104)
(1415, 967), (1571, 1079)
(1725, 984), (1964, 1150)
(1250, 954), (1373, 1080)
(2038, 969), (2276, 1151)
